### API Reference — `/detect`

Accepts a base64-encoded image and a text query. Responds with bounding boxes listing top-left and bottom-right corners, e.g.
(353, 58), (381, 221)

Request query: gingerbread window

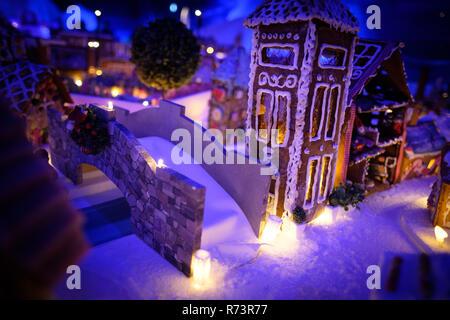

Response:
(325, 84), (341, 140)
(318, 44), (347, 70)
(259, 43), (299, 70)
(353, 43), (381, 69)
(256, 89), (274, 142)
(272, 91), (291, 146)
(305, 156), (321, 208)
(310, 84), (329, 141)
(318, 155), (332, 201)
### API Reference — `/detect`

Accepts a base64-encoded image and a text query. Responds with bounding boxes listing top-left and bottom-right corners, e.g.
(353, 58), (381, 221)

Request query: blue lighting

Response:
(169, 3), (178, 13)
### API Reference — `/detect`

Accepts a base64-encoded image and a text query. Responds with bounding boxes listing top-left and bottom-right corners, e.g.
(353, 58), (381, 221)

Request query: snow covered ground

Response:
(53, 136), (449, 300)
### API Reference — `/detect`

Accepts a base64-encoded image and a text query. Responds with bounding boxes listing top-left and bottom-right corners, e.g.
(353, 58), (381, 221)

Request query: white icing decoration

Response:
(268, 33), (273, 39)
(284, 21), (317, 212)
(258, 72), (298, 88)
(320, 145), (324, 151)
(246, 26), (260, 134)
(317, 74), (322, 81)
(329, 74), (335, 82)
(244, 0), (360, 34)
(262, 33), (267, 39)
(294, 34), (299, 40)
(304, 147), (310, 154)
(273, 33), (278, 39)
(280, 34), (285, 40)
(287, 33), (292, 39)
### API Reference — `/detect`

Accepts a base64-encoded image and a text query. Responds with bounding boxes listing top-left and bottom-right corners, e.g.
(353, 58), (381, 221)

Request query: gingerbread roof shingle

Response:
(244, 0), (359, 33)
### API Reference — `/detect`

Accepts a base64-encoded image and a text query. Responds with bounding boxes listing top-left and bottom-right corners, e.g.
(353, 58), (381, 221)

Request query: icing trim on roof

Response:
(244, 0), (359, 34)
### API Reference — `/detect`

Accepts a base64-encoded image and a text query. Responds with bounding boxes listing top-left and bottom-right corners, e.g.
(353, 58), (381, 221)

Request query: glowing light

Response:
(74, 79), (83, 87)
(107, 101), (114, 111)
(195, 9), (202, 16)
(110, 87), (121, 97)
(215, 52), (226, 59)
(11, 21), (19, 28)
(206, 46), (214, 54)
(260, 215), (282, 242)
(94, 10), (102, 17)
(142, 100), (149, 107)
(311, 206), (334, 226)
(427, 158), (436, 170)
(191, 249), (211, 287)
(95, 69), (103, 76)
(157, 159), (165, 168)
(88, 41), (100, 48)
(169, 3), (178, 13)
(88, 66), (96, 74)
(386, 109), (392, 113)
(434, 226), (448, 244)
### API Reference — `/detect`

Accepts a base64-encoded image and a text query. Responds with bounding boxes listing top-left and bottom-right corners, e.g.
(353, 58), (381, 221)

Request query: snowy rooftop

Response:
(406, 121), (446, 154)
(244, 0), (359, 33)
(213, 46), (250, 89)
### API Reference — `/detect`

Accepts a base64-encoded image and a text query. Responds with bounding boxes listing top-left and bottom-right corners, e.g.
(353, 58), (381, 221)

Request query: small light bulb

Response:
(195, 10), (202, 16)
(434, 226), (448, 244)
(206, 46), (214, 54)
(95, 10), (102, 17)
(142, 100), (149, 106)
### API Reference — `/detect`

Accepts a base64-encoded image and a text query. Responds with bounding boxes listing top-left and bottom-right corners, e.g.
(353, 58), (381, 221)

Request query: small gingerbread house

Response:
(428, 143), (450, 228)
(0, 16), (72, 146)
(244, 0), (359, 220)
(208, 46), (250, 133)
(400, 121), (446, 181)
(337, 38), (413, 193)
(0, 60), (72, 146)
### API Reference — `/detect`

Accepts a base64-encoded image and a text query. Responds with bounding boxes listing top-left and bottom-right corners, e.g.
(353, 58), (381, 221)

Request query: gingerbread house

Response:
(337, 38), (414, 193)
(0, 60), (72, 146)
(399, 121), (446, 181)
(244, 0), (359, 219)
(208, 46), (250, 133)
(0, 15), (72, 146)
(428, 143), (450, 228)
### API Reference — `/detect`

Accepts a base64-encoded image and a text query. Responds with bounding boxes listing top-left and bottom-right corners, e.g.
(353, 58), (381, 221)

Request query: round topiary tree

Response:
(130, 17), (201, 97)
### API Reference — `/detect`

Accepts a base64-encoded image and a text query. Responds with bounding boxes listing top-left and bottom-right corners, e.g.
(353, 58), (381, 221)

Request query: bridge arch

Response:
(47, 107), (205, 276)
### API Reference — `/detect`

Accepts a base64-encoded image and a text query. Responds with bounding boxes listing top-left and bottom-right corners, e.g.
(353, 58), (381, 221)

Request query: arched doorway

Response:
(69, 164), (131, 246)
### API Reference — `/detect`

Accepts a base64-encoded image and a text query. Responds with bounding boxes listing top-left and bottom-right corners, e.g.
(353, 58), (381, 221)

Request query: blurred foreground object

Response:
(0, 97), (89, 299)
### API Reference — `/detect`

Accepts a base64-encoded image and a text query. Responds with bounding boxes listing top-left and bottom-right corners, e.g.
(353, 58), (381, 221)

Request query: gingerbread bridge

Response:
(47, 101), (270, 276)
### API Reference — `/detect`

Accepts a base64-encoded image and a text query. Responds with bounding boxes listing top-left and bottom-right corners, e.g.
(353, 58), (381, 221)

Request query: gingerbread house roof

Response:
(348, 38), (413, 111)
(244, 0), (359, 33)
(406, 121), (446, 155)
(213, 46), (250, 89)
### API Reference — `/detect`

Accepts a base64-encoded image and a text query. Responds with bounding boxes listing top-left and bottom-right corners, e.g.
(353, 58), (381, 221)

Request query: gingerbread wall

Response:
(47, 107), (205, 276)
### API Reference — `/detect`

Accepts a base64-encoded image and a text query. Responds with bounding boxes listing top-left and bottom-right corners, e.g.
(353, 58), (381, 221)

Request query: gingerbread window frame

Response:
(258, 43), (299, 71)
(318, 44), (348, 70)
